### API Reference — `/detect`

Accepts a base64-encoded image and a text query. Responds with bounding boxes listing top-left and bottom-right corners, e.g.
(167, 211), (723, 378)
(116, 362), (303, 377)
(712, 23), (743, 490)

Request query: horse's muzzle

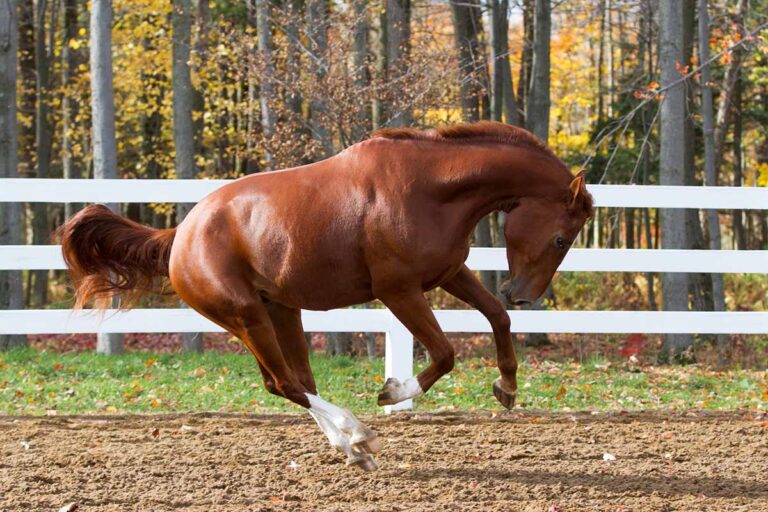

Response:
(498, 279), (533, 306)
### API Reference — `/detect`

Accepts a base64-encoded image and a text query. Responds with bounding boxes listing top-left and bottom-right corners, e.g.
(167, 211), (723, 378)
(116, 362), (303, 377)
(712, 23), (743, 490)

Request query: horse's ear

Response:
(569, 171), (586, 208)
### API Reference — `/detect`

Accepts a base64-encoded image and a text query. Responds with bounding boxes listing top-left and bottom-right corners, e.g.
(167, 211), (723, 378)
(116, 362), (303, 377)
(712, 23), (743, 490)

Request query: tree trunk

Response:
(307, 0), (334, 154)
(32, 0), (55, 307)
(372, 4), (387, 129)
(193, 0), (209, 163)
(385, 0), (411, 127)
(526, 0), (550, 142)
(18, 0), (35, 181)
(451, 0), (494, 292)
(256, 0), (278, 168)
(450, 0), (487, 122)
(284, 0), (304, 118)
(682, 0), (711, 316)
(352, 0), (370, 140)
(697, 0), (727, 362)
(62, 0), (82, 219)
(173, 0), (202, 353)
(596, 0), (606, 124)
(91, 0), (124, 354)
(713, 0), (749, 175)
(523, 0), (552, 347)
(0, 0), (26, 350)
(488, 0), (520, 125)
(732, 75), (746, 250)
(517, 0), (533, 127)
(658, 0), (693, 363)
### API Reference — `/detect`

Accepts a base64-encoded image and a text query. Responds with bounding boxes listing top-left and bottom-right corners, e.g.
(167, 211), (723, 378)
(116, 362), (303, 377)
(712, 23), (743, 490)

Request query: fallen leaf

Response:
(151, 428), (160, 438)
(555, 384), (567, 401)
(287, 460), (301, 469)
(602, 453), (616, 461)
(59, 503), (78, 512)
(548, 503), (562, 512)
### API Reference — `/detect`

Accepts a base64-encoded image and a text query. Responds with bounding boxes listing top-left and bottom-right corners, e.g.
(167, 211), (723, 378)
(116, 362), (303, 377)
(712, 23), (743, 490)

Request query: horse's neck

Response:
(428, 144), (569, 226)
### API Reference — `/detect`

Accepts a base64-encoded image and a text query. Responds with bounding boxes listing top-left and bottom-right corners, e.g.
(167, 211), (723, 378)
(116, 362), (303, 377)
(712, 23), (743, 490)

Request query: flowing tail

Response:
(58, 204), (177, 308)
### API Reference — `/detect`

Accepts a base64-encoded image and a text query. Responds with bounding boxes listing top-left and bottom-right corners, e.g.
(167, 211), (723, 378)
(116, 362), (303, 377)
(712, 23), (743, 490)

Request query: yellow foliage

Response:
(757, 162), (768, 187)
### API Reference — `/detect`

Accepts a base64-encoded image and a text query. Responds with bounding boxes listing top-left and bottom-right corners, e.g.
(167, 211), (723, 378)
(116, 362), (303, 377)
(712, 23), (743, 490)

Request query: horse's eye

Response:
(555, 236), (566, 250)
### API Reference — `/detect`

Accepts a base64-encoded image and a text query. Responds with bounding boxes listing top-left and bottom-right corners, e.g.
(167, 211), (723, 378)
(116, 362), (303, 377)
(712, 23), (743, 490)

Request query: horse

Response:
(59, 121), (593, 471)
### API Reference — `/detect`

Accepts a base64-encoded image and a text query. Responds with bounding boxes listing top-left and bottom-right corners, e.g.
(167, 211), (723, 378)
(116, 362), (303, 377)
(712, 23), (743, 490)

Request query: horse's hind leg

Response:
(265, 301), (380, 470)
(264, 302), (317, 394)
(227, 299), (311, 408)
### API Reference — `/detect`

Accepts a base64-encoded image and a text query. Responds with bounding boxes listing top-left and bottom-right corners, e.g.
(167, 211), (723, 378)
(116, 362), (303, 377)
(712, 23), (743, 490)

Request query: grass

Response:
(0, 348), (766, 415)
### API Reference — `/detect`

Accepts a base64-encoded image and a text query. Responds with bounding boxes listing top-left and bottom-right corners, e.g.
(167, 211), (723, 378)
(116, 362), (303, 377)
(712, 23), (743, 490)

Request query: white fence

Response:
(2, 179), (768, 411)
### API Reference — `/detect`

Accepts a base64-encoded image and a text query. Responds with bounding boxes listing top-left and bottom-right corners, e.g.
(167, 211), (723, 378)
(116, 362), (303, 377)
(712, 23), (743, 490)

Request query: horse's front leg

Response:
(375, 289), (455, 406)
(441, 265), (518, 409)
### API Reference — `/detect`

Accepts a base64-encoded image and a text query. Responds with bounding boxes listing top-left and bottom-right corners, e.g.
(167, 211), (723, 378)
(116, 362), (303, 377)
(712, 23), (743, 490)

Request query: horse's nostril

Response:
(513, 299), (532, 307)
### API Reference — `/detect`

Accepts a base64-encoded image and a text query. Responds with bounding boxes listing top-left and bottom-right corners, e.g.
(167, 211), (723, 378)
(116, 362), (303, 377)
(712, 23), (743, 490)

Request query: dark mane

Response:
(373, 121), (554, 158)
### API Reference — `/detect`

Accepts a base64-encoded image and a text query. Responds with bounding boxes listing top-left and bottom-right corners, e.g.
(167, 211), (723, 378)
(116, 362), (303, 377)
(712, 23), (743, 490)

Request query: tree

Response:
(450, 0), (488, 122)
(450, 0), (495, 294)
(173, 0), (203, 353)
(18, 0), (35, 181)
(658, 0), (693, 362)
(307, 0), (333, 154)
(488, 0), (520, 125)
(0, 0), (25, 350)
(351, 0), (371, 141)
(31, 0), (56, 307)
(526, 0), (550, 142)
(62, 0), (83, 219)
(255, 0), (277, 168)
(385, 0), (411, 127)
(91, 0), (124, 354)
(697, 0), (727, 361)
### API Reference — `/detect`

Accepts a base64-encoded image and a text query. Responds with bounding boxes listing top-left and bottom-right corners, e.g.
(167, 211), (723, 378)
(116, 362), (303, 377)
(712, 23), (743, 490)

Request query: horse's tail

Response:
(58, 204), (177, 309)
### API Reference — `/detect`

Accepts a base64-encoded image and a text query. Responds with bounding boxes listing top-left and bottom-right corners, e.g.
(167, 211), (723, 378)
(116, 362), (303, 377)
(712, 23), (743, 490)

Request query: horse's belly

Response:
(262, 265), (375, 310)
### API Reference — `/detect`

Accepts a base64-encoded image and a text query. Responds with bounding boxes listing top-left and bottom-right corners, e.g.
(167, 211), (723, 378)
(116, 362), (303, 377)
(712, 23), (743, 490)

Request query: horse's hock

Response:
(2, 411), (766, 511)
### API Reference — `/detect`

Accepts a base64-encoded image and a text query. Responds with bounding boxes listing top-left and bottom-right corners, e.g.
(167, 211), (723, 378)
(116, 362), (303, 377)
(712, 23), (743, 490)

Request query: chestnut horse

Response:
(60, 121), (592, 470)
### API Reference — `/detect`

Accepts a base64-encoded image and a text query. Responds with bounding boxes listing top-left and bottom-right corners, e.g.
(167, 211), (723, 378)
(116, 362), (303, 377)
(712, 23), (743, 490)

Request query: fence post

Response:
(384, 312), (414, 413)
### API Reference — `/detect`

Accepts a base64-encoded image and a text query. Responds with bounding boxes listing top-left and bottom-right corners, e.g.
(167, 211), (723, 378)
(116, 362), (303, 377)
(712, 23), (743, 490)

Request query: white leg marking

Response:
(306, 393), (381, 465)
(306, 393), (378, 451)
(379, 377), (424, 405)
(309, 410), (349, 452)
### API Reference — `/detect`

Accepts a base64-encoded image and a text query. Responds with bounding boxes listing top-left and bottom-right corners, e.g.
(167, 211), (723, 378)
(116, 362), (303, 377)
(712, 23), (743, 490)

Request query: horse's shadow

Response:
(406, 467), (767, 500)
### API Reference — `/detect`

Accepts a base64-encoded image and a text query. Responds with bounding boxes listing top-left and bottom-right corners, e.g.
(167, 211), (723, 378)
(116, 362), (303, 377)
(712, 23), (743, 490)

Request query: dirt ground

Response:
(1, 411), (766, 512)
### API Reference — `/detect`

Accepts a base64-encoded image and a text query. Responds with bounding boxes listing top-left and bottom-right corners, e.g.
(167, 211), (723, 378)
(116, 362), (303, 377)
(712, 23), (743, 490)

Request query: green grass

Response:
(0, 348), (766, 415)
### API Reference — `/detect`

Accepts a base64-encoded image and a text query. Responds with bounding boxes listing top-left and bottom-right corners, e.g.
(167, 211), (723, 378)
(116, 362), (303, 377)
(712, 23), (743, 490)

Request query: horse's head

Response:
(499, 172), (593, 306)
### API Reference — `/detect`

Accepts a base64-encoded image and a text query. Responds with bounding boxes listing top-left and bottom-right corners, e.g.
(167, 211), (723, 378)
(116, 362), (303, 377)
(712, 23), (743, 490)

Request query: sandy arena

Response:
(1, 411), (766, 511)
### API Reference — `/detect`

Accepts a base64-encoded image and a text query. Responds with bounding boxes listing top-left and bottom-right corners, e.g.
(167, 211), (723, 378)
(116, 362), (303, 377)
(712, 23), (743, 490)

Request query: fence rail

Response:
(3, 245), (767, 273)
(2, 179), (768, 208)
(2, 179), (767, 412)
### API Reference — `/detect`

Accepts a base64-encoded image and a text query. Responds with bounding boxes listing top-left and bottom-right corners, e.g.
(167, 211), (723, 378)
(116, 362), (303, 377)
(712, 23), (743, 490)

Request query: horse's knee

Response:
(487, 300), (511, 333)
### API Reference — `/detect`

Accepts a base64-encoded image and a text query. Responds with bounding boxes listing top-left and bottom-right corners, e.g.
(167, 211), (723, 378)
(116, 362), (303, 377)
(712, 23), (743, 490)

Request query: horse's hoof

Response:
(493, 378), (517, 410)
(377, 377), (401, 406)
(347, 453), (379, 471)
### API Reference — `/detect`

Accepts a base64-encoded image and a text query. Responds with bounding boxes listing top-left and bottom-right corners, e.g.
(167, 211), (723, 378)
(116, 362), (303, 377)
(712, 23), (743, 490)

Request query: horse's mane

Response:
(373, 121), (553, 157)
(372, 121), (594, 216)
